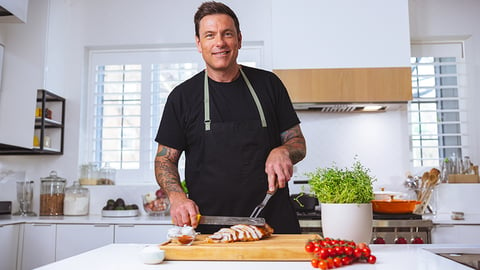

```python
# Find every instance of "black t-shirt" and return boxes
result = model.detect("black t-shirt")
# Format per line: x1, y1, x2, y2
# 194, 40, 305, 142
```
155, 65, 300, 154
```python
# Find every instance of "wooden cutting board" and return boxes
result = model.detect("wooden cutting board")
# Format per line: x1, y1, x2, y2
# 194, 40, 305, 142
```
159, 234, 320, 261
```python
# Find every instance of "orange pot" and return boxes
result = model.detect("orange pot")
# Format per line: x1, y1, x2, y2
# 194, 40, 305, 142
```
371, 199, 420, 214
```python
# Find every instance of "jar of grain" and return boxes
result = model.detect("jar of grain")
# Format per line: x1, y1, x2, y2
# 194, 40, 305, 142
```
40, 171, 66, 216
64, 181, 90, 216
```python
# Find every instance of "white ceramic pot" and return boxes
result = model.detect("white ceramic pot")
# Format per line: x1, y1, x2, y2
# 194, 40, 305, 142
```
321, 203, 373, 244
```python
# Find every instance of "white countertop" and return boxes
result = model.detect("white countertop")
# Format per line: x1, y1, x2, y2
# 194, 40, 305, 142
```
0, 214, 172, 226
34, 243, 479, 270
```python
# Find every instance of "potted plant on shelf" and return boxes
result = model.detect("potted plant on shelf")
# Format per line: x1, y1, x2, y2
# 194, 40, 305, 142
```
307, 157, 376, 243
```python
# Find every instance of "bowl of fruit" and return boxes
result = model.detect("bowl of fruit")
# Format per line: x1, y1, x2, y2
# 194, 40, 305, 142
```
102, 198, 140, 217
143, 189, 170, 216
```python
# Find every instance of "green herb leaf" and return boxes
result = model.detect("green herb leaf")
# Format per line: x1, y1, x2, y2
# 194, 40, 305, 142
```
307, 157, 375, 204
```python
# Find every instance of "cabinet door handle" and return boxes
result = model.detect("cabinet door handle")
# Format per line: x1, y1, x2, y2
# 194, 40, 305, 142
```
32, 223, 53, 227
94, 224, 112, 228
117, 224, 135, 228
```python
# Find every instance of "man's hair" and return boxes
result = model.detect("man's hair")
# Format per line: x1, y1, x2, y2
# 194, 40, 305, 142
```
194, 1, 241, 37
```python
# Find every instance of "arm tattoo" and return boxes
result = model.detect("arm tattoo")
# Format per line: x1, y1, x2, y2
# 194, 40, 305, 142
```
154, 145, 184, 194
280, 125, 306, 164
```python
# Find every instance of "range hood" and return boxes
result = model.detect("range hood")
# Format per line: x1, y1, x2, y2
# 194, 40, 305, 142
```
273, 67, 412, 112
292, 102, 406, 112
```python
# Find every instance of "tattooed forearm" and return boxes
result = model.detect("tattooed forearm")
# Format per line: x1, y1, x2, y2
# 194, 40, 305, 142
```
154, 145, 184, 194
280, 125, 306, 164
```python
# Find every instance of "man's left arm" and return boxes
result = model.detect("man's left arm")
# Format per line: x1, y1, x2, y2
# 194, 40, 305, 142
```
265, 124, 306, 192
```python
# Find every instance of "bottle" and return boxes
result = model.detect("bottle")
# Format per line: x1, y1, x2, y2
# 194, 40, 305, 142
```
64, 181, 90, 216
463, 156, 472, 174
40, 171, 66, 216
99, 162, 116, 185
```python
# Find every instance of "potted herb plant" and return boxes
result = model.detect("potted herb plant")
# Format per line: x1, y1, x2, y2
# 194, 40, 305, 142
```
307, 157, 376, 243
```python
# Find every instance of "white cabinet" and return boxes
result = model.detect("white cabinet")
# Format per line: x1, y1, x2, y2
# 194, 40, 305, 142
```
0, 224, 19, 270
114, 224, 172, 244
432, 224, 480, 244
56, 224, 114, 261
271, 0, 410, 69
20, 223, 56, 270
0, 0, 29, 23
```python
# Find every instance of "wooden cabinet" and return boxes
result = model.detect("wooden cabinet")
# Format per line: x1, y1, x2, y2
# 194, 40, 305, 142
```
20, 223, 56, 270
56, 224, 114, 261
0, 224, 19, 270
273, 67, 412, 103
114, 224, 172, 244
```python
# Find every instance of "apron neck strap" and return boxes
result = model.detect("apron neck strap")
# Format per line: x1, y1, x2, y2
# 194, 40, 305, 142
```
204, 68, 267, 131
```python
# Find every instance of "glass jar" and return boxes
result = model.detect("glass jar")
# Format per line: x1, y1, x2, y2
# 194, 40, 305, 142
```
79, 162, 100, 185
40, 171, 66, 216
98, 162, 115, 185
64, 181, 90, 216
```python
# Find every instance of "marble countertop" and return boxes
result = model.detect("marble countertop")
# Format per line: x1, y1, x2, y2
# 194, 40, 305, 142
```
34, 243, 479, 270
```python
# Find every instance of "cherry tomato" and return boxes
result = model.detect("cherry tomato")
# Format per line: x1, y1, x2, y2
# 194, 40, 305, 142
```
327, 247, 335, 257
318, 248, 329, 260
357, 242, 368, 249
305, 242, 315, 253
318, 260, 328, 270
367, 255, 377, 264
311, 258, 319, 268
353, 247, 363, 258
333, 257, 343, 267
325, 257, 334, 269
343, 246, 353, 256
341, 256, 352, 265
334, 246, 343, 256
314, 245, 322, 253
362, 247, 371, 257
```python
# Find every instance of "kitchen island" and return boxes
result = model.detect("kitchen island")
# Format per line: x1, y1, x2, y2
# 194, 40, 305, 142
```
35, 243, 479, 270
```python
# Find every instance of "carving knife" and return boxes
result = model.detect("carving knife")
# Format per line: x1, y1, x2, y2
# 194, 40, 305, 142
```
196, 214, 266, 226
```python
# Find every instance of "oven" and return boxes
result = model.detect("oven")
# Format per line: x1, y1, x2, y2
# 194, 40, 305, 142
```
297, 211, 433, 244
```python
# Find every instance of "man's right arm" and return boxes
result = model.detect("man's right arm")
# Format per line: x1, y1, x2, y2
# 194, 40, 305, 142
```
154, 144, 199, 227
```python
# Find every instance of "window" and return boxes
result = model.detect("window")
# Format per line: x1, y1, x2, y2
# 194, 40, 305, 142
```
409, 42, 467, 168
85, 44, 263, 184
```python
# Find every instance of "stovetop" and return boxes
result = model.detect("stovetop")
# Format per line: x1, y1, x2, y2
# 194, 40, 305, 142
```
296, 210, 423, 220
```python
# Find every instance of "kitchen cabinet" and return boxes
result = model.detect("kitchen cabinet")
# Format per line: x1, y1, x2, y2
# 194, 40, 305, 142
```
114, 224, 172, 244
0, 223, 19, 270
33, 89, 65, 154
0, 89, 65, 155
56, 224, 114, 261
0, 0, 29, 23
20, 223, 56, 270
273, 67, 412, 103
432, 224, 480, 244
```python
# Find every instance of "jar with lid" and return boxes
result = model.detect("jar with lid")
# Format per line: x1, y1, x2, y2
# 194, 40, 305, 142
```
40, 171, 66, 216
64, 181, 90, 216
79, 162, 100, 185
98, 162, 116, 185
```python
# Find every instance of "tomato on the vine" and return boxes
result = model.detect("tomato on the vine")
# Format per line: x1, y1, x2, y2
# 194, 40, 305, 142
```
341, 256, 352, 266
318, 260, 328, 270
343, 245, 353, 256
333, 257, 343, 267
334, 245, 344, 256
362, 247, 371, 257
318, 248, 329, 260
367, 255, 377, 264
305, 242, 315, 253
311, 258, 319, 268
353, 248, 363, 258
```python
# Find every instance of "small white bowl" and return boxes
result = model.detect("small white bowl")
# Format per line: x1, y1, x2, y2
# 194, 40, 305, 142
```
139, 245, 165, 264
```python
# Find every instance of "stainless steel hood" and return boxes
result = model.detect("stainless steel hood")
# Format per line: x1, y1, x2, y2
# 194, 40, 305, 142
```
292, 102, 406, 112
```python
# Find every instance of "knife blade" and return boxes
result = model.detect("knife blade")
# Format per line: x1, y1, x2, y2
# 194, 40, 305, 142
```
197, 215, 266, 226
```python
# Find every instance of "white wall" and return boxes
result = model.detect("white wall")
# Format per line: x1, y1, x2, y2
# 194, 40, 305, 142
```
1, 0, 480, 213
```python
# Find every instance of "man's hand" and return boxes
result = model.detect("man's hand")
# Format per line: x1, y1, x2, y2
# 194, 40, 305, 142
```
265, 125, 306, 191
169, 193, 200, 228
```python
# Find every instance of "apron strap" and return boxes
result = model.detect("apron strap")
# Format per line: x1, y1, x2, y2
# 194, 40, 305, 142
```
203, 68, 267, 131
204, 71, 211, 131
239, 68, 267, 128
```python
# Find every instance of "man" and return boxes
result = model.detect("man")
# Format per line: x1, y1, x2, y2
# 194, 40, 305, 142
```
154, 1, 306, 233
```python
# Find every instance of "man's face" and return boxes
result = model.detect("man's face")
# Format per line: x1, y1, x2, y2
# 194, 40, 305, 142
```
195, 14, 242, 73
